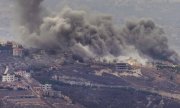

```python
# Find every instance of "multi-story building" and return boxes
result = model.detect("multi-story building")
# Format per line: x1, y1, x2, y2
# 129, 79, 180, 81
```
41, 84, 52, 91
13, 44, 24, 57
0, 42, 13, 55
2, 74, 16, 83
0, 41, 24, 57
13, 47, 23, 57
115, 63, 131, 72
15, 71, 26, 77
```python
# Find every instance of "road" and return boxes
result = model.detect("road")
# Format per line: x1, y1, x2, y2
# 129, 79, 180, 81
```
22, 77, 56, 108
59, 79, 180, 101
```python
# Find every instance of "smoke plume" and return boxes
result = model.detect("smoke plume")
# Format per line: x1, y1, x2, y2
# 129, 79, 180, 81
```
15, 0, 180, 63
16, 0, 44, 33
121, 19, 180, 63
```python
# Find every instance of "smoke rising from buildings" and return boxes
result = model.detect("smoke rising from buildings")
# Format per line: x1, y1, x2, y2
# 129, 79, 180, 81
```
15, 0, 180, 63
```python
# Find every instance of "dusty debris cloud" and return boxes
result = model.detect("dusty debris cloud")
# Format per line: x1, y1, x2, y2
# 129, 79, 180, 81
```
15, 0, 180, 63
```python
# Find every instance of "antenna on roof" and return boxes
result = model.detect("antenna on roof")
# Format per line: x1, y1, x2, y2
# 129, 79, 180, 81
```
4, 66, 9, 74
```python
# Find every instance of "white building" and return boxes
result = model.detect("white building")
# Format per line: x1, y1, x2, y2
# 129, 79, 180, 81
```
24, 73, 31, 78
41, 84, 52, 91
2, 74, 16, 83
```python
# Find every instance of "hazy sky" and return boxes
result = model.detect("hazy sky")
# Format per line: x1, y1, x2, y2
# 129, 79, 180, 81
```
40, 0, 180, 53
0, 0, 179, 53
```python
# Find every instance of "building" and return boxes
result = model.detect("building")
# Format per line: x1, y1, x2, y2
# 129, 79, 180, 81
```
13, 44, 23, 57
2, 74, 16, 83
24, 73, 31, 78
15, 71, 31, 78
15, 71, 26, 77
115, 63, 131, 72
41, 84, 52, 91
0, 42, 13, 55
0, 41, 24, 56
43, 91, 62, 97
52, 75, 58, 80
13, 47, 23, 57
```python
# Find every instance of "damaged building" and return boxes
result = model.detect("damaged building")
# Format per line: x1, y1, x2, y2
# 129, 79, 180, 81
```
115, 63, 131, 72
115, 60, 141, 73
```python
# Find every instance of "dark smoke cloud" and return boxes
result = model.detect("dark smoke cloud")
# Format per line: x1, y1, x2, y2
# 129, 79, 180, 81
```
15, 0, 180, 63
121, 19, 180, 63
16, 0, 44, 33
15, 1, 126, 57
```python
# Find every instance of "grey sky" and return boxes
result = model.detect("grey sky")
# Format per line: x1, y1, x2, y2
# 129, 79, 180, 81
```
0, 0, 179, 53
